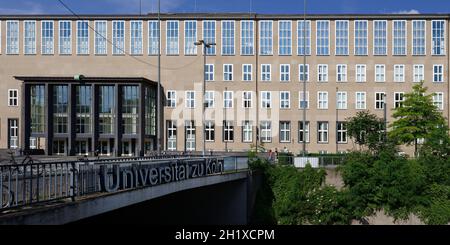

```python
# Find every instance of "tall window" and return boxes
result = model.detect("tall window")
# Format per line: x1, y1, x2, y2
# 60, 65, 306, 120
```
203, 20, 216, 55
6, 20, 19, 54
242, 121, 253, 142
317, 122, 329, 143
260, 121, 272, 143
394, 65, 405, 82
53, 85, 69, 134
261, 64, 271, 81
280, 91, 290, 109
112, 20, 125, 55
241, 20, 254, 55
393, 20, 407, 55
130, 20, 143, 55
77, 20, 89, 54
205, 64, 214, 81
167, 90, 176, 108
297, 20, 311, 55
122, 86, 139, 134
318, 64, 328, 82
356, 92, 366, 109
280, 121, 291, 143
261, 91, 272, 108
59, 21, 71, 54
356, 64, 366, 82
298, 121, 310, 143
222, 20, 235, 55
299, 91, 309, 109
8, 89, 18, 106
30, 85, 45, 133
336, 64, 347, 82
242, 64, 252, 81
318, 91, 328, 109
95, 21, 107, 55
185, 120, 195, 151
373, 20, 387, 55
432, 20, 445, 55
433, 92, 444, 110
434, 65, 444, 82
414, 64, 425, 83
185, 91, 195, 108
354, 20, 368, 55
243, 91, 252, 108
394, 92, 405, 108
205, 91, 214, 108
278, 20, 292, 55
205, 121, 215, 142
412, 20, 426, 55
375, 64, 385, 82
24, 21, 36, 55
76, 85, 91, 134
337, 91, 347, 110
259, 20, 273, 55
280, 64, 290, 82
41, 21, 54, 54
337, 122, 347, 143
223, 121, 234, 142
223, 91, 233, 108
316, 20, 329, 55
299, 64, 309, 82
8, 119, 19, 149
223, 64, 233, 81
335, 20, 349, 55
375, 92, 386, 109
184, 20, 197, 55
166, 21, 179, 55
167, 121, 177, 151
148, 20, 160, 55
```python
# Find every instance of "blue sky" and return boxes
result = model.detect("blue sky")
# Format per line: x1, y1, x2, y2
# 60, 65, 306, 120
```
0, 0, 449, 15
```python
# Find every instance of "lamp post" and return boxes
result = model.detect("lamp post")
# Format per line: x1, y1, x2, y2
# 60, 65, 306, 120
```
194, 40, 216, 156
302, 0, 307, 157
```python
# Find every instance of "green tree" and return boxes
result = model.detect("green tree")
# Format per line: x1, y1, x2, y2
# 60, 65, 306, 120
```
389, 81, 446, 157
346, 111, 385, 152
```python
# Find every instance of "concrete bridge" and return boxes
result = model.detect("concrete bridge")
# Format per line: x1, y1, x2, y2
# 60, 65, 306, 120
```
0, 156, 255, 225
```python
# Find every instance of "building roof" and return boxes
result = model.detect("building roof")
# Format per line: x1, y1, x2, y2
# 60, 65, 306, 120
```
14, 76, 157, 86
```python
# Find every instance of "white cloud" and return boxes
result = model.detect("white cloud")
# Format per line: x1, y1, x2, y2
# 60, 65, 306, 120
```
391, 9, 420, 14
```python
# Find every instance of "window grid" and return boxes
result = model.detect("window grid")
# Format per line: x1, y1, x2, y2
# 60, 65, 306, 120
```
261, 64, 271, 81
412, 20, 426, 55
242, 64, 252, 81
356, 92, 366, 109
373, 20, 387, 55
167, 121, 177, 151
95, 21, 107, 55
356, 64, 366, 82
280, 121, 291, 143
259, 21, 273, 55
77, 20, 89, 55
223, 121, 234, 142
24, 21, 36, 55
298, 121, 310, 143
203, 21, 216, 55
185, 91, 195, 108
112, 20, 125, 55
6, 20, 19, 54
242, 121, 253, 143
278, 20, 292, 55
432, 20, 445, 55
299, 91, 309, 109
393, 20, 407, 55
394, 92, 405, 108
167, 90, 176, 108
241, 20, 254, 55
280, 64, 290, 82
261, 91, 272, 108
414, 64, 424, 83
299, 64, 309, 82
221, 20, 235, 55
337, 122, 348, 143
224, 91, 233, 108
375, 92, 386, 110
280, 91, 290, 109
205, 121, 215, 142
223, 64, 233, 81
317, 122, 329, 143
337, 64, 347, 82
434, 65, 444, 82
260, 121, 272, 143
130, 20, 143, 55
337, 91, 347, 110
354, 20, 368, 55
335, 20, 349, 55
148, 21, 160, 55
394, 64, 405, 82
297, 20, 311, 55
375, 64, 385, 82
243, 91, 252, 108
316, 20, 330, 55
205, 64, 214, 81
8, 89, 18, 106
433, 92, 444, 110
166, 21, 179, 55
184, 20, 197, 55
318, 91, 328, 109
318, 64, 328, 82
41, 21, 54, 54
205, 91, 214, 108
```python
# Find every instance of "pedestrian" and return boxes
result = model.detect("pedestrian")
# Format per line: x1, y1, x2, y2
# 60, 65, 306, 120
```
274, 148, 279, 164
268, 149, 273, 162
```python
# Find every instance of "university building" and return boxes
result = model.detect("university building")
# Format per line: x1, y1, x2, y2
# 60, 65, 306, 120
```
0, 13, 448, 156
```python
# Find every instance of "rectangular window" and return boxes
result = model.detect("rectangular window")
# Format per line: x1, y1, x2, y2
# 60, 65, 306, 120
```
24, 21, 36, 55
8, 119, 19, 149
205, 91, 214, 108
41, 21, 54, 54
298, 121, 310, 143
261, 64, 271, 81
299, 64, 309, 82
167, 121, 177, 151
317, 122, 329, 143
434, 65, 444, 82
185, 120, 195, 151
356, 92, 366, 109
260, 121, 272, 143
184, 20, 197, 55
223, 121, 234, 142
8, 89, 18, 106
280, 91, 290, 109
186, 91, 195, 108
375, 92, 386, 110
414, 64, 425, 83
336, 64, 347, 82
280, 121, 291, 143
241, 20, 254, 55
203, 20, 216, 55
224, 91, 233, 108
205, 121, 215, 142
433, 92, 444, 110
375, 64, 385, 82
373, 20, 387, 55
278, 20, 292, 55
394, 64, 405, 82
335, 20, 349, 55
30, 85, 45, 133
394, 92, 405, 108
77, 20, 89, 54
112, 20, 125, 55
130, 20, 143, 55
356, 64, 366, 82
337, 91, 347, 110
223, 64, 233, 81
99, 86, 115, 134
166, 21, 179, 55
299, 91, 309, 109
337, 122, 347, 143
316, 20, 330, 55
432, 20, 445, 55
53, 85, 69, 134
76, 85, 92, 134
354, 20, 368, 55
122, 86, 139, 134
393, 20, 407, 55
243, 91, 252, 108
261, 91, 272, 108
259, 21, 273, 55
205, 64, 214, 81
318, 64, 328, 82
318, 91, 328, 109
280, 64, 290, 82
412, 20, 426, 55
6, 20, 19, 54
148, 20, 160, 55
297, 20, 311, 55
59, 21, 72, 54
222, 20, 235, 55
167, 90, 176, 108
242, 64, 252, 81
242, 121, 253, 143
95, 21, 107, 55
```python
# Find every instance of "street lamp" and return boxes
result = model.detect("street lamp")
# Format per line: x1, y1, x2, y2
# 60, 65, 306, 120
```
195, 40, 216, 156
